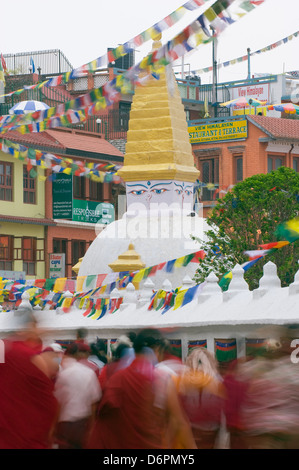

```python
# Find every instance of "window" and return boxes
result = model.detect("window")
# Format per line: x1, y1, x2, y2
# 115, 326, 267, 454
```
0, 235, 13, 271
293, 157, 299, 172
89, 179, 103, 201
199, 158, 219, 201
118, 101, 131, 131
53, 238, 67, 255
267, 155, 284, 173
23, 166, 36, 204
22, 237, 36, 275
53, 238, 68, 264
0, 162, 13, 201
234, 156, 243, 183
71, 240, 86, 269
73, 175, 85, 199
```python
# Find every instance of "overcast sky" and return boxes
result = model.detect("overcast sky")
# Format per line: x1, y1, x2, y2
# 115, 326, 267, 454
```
1, 0, 298, 84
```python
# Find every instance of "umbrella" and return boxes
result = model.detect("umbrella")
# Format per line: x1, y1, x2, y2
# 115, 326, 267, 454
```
9, 100, 50, 115
220, 97, 267, 108
267, 102, 299, 114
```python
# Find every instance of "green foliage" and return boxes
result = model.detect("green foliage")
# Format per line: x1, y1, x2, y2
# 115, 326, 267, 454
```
193, 167, 299, 290
192, 230, 237, 289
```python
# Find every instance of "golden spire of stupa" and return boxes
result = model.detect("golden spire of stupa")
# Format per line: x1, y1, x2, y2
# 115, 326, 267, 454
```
108, 243, 145, 273
117, 34, 199, 183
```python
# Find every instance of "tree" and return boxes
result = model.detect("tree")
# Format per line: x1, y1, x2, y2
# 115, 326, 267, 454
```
193, 167, 299, 290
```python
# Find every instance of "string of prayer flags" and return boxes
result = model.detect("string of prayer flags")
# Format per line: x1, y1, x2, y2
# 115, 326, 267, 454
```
0, 138, 122, 182
0, 249, 206, 315
193, 29, 298, 75
0, 0, 211, 101
0, 0, 266, 136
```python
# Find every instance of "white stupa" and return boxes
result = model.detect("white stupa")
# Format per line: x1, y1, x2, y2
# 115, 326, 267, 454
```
79, 35, 210, 288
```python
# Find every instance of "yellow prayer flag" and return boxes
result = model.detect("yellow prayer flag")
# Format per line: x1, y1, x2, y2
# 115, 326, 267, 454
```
99, 285, 107, 295
19, 126, 27, 135
204, 7, 217, 22
287, 218, 299, 235
54, 277, 67, 292
62, 167, 72, 175
27, 287, 38, 299
95, 98, 107, 110
38, 175, 47, 181
62, 297, 73, 309
174, 256, 185, 268
140, 56, 150, 70
132, 269, 145, 284
76, 276, 86, 292
173, 289, 187, 310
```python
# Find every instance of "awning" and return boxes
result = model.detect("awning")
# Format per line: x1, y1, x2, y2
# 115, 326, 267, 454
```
0, 215, 56, 226
266, 141, 293, 153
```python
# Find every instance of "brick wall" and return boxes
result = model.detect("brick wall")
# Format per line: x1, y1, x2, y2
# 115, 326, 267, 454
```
191, 120, 292, 217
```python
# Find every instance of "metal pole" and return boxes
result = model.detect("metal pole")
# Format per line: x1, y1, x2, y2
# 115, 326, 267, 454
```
247, 48, 251, 80
211, 27, 218, 118
181, 55, 185, 79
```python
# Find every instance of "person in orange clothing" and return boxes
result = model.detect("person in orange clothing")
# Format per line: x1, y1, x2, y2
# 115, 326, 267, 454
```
174, 347, 225, 449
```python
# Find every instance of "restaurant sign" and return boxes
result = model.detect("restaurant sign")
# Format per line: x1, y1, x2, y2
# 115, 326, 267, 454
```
188, 119, 247, 144
49, 253, 65, 278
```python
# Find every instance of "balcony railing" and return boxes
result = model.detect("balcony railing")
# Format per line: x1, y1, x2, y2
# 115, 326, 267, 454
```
71, 111, 130, 140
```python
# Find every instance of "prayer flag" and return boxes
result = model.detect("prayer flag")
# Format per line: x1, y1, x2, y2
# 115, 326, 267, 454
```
275, 217, 299, 243
1, 54, 8, 76
30, 57, 36, 73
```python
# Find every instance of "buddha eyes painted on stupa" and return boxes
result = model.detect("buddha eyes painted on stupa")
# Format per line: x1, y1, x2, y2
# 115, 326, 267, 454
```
126, 180, 194, 211
174, 182, 193, 197
129, 189, 147, 196
127, 181, 172, 197
151, 188, 168, 195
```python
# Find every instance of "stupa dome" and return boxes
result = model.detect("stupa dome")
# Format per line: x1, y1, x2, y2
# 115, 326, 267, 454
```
78, 212, 209, 288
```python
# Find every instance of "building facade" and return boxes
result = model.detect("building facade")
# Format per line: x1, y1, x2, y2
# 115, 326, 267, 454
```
190, 115, 299, 216
0, 127, 123, 280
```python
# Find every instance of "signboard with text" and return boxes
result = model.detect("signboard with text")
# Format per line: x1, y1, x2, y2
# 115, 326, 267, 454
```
52, 174, 73, 219
49, 253, 66, 278
72, 200, 115, 225
231, 83, 269, 103
231, 83, 269, 116
188, 119, 247, 144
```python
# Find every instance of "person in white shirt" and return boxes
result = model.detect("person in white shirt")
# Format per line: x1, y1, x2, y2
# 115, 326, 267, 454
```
54, 342, 102, 449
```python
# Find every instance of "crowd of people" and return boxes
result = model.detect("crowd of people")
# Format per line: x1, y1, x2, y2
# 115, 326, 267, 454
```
0, 317, 299, 450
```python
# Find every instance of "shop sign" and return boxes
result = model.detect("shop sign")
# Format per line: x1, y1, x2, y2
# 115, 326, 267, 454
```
52, 174, 73, 219
72, 200, 115, 225
231, 84, 269, 116
231, 83, 269, 103
188, 119, 247, 144
49, 253, 65, 278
